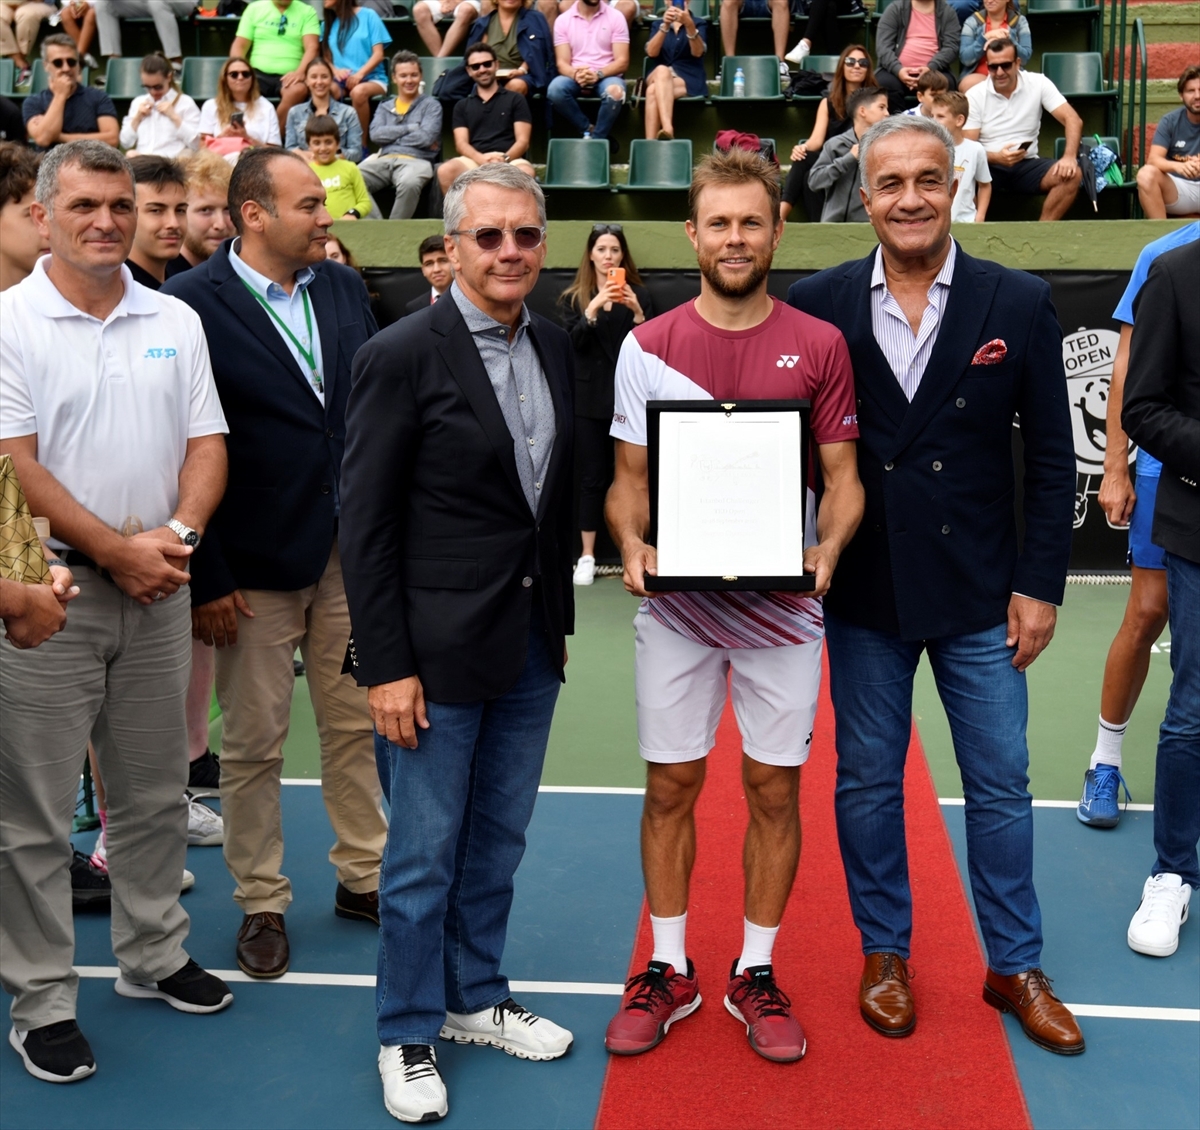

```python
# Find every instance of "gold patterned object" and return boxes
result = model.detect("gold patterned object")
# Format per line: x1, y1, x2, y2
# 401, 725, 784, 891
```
0, 454, 50, 585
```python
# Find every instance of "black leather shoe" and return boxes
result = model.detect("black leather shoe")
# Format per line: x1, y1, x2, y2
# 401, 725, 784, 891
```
334, 883, 380, 925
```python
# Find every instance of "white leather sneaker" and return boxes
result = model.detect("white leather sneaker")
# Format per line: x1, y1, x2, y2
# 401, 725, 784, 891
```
186, 795, 224, 846
379, 1044, 448, 1123
1128, 873, 1191, 957
572, 555, 595, 586
784, 39, 811, 65
441, 997, 573, 1060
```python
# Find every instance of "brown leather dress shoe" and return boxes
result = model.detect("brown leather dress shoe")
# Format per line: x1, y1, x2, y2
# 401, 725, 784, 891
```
334, 883, 380, 925
859, 952, 916, 1037
983, 968, 1085, 1055
236, 912, 289, 979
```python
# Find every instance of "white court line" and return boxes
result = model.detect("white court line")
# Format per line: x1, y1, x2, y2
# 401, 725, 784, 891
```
280, 779, 645, 795
74, 967, 1195, 1017
937, 798, 1154, 811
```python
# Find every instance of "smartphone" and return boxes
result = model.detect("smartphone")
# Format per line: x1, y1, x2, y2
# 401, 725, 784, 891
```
230, 111, 245, 128
1015, 140, 1032, 152
608, 267, 625, 290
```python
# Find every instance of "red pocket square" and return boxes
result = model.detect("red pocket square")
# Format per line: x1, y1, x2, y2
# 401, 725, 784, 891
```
972, 339, 1008, 366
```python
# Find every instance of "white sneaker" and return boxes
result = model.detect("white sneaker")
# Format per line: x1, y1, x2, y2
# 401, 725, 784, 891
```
784, 39, 810, 65
1128, 874, 1191, 957
181, 869, 195, 892
379, 1044, 448, 1123
186, 794, 224, 846
440, 997, 573, 1061
92, 830, 196, 890
573, 555, 595, 586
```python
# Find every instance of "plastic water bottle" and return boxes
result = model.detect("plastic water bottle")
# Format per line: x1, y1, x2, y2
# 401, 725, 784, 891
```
733, 67, 746, 98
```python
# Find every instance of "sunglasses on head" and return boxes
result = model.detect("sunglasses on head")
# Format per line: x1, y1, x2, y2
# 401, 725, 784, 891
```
49, 56, 80, 69
987, 59, 1015, 72
466, 59, 496, 71
592, 223, 623, 235
451, 226, 545, 251
843, 57, 869, 67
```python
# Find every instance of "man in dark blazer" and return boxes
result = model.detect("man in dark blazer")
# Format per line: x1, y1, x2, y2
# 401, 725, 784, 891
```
788, 115, 1084, 1054
339, 164, 575, 1123
162, 148, 387, 982
1120, 241, 1200, 960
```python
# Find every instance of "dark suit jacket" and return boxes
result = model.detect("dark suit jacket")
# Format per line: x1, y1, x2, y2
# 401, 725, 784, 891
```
1122, 242, 1200, 565
787, 244, 1075, 640
404, 290, 438, 317
162, 242, 378, 605
339, 293, 575, 703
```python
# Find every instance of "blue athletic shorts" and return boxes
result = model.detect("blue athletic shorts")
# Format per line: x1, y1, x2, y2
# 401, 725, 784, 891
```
1128, 472, 1166, 570
741, 0, 771, 16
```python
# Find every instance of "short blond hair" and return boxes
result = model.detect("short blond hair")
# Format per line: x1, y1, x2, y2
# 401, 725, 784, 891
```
180, 147, 232, 198
689, 148, 781, 226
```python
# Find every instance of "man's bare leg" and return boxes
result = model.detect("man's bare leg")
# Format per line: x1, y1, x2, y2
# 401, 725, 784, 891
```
743, 756, 801, 928
642, 759, 707, 919
1100, 566, 1170, 727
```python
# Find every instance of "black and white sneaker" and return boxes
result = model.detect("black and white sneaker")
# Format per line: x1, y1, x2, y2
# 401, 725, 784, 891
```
9, 1021, 96, 1083
187, 749, 221, 798
114, 959, 233, 1014
379, 1043, 448, 1123
70, 850, 111, 911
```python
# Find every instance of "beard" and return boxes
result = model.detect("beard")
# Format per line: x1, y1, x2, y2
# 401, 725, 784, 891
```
697, 244, 772, 298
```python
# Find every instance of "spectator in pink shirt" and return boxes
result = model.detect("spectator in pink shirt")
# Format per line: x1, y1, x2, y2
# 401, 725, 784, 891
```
875, 0, 960, 113
548, 0, 629, 148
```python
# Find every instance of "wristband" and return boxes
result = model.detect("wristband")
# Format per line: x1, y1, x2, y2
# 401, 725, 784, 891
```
45, 558, 66, 569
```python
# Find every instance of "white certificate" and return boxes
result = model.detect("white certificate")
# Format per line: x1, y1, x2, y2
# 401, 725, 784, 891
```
651, 405, 808, 588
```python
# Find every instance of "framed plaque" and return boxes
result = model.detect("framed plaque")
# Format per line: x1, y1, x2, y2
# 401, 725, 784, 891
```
645, 399, 813, 592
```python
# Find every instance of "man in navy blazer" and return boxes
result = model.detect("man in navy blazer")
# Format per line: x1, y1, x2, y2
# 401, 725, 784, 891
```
162, 149, 387, 982
788, 116, 1084, 1054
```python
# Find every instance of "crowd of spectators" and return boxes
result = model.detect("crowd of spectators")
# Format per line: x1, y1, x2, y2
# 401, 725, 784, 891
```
3, 2, 1198, 229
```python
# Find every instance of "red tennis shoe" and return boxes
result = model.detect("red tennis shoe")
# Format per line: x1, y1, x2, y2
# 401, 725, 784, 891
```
605, 960, 701, 1055
724, 962, 807, 1063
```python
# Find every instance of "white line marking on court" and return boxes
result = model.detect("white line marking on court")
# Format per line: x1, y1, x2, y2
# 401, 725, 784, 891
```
74, 967, 624, 994
280, 779, 646, 795
1063, 1004, 1199, 1023
938, 797, 1154, 811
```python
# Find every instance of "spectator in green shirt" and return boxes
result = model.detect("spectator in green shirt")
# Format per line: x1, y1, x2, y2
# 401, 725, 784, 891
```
231, 0, 322, 136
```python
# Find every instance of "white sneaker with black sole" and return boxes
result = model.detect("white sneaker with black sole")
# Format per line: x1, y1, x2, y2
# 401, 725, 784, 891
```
1128, 873, 1192, 957
440, 997, 573, 1060
114, 958, 233, 1013
186, 794, 224, 846
379, 1043, 448, 1123
572, 555, 595, 586
9, 1021, 96, 1083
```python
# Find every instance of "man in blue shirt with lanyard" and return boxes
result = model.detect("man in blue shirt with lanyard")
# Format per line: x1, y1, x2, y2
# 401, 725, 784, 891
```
163, 148, 387, 981
1076, 221, 1199, 829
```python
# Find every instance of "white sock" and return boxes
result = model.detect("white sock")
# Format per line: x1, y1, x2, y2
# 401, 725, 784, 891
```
1090, 715, 1126, 770
649, 912, 687, 973
736, 919, 779, 975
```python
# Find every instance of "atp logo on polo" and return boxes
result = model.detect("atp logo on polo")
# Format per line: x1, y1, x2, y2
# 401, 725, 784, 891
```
143, 348, 177, 359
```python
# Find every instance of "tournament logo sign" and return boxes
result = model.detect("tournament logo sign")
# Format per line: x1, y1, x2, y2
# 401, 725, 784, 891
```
1062, 327, 1130, 530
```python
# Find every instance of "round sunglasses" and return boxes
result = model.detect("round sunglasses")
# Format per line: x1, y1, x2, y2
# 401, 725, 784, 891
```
450, 226, 545, 251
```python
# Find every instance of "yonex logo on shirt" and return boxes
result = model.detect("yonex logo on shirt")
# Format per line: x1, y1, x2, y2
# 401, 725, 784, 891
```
777, 355, 800, 368
143, 348, 178, 359
842, 414, 857, 426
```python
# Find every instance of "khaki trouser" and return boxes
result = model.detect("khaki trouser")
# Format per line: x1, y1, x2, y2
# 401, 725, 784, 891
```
215, 543, 385, 914
0, 3, 55, 58
0, 570, 192, 1029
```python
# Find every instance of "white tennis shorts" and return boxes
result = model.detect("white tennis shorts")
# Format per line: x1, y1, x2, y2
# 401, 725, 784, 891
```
633, 609, 823, 767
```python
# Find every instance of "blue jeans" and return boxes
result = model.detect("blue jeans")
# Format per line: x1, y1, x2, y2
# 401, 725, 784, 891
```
1152, 552, 1200, 887
825, 613, 1043, 975
546, 74, 626, 139
374, 615, 561, 1046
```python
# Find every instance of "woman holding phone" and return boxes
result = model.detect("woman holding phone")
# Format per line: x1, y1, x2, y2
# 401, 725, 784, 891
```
642, 0, 707, 141
199, 58, 281, 157
557, 224, 653, 585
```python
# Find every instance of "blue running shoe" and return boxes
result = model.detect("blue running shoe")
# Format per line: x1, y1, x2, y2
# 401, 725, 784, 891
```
1077, 764, 1131, 828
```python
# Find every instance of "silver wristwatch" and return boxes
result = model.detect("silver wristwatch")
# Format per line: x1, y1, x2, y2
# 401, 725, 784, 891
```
167, 518, 200, 547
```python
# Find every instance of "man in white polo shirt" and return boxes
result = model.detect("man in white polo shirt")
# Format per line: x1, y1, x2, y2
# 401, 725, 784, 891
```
0, 141, 232, 1087
964, 37, 1084, 221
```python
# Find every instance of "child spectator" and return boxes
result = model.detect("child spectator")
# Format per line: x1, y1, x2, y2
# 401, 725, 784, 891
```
904, 68, 949, 117
306, 113, 374, 220
808, 85, 889, 222
932, 89, 990, 221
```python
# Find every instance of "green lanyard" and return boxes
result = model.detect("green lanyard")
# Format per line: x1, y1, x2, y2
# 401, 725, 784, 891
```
240, 278, 323, 393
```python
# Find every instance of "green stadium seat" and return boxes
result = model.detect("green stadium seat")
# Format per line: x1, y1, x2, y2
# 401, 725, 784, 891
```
713, 56, 782, 100
1039, 52, 1112, 96
1027, 0, 1099, 11
541, 138, 611, 189
419, 56, 463, 92
654, 0, 711, 18
104, 57, 145, 99
30, 60, 91, 94
801, 55, 840, 74
872, 0, 899, 16
0, 58, 14, 97
623, 139, 694, 190
182, 57, 226, 102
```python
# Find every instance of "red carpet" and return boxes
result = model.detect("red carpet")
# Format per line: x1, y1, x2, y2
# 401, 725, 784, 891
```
595, 670, 1031, 1130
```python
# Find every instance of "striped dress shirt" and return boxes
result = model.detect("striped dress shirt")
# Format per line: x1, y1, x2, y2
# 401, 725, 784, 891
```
870, 241, 958, 401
